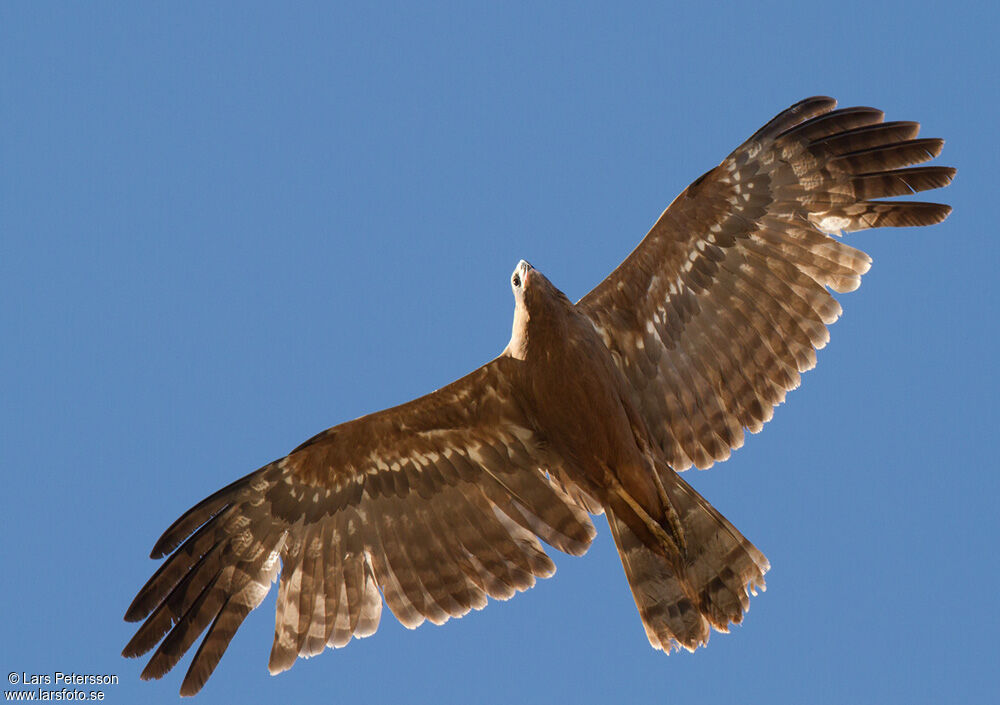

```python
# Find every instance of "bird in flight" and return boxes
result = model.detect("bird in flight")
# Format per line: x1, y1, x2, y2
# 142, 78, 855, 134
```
124, 97, 953, 695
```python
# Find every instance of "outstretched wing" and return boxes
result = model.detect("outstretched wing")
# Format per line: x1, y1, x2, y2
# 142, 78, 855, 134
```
123, 356, 596, 695
578, 97, 953, 471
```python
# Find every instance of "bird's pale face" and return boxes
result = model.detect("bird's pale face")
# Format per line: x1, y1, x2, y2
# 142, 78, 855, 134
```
510, 259, 534, 301
507, 259, 536, 360
511, 259, 575, 326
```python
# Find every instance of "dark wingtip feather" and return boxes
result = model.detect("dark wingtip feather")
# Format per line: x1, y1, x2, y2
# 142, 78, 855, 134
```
179, 597, 255, 697
751, 96, 837, 141
851, 201, 953, 230
814, 121, 922, 155
834, 138, 944, 174
125, 553, 186, 623
138, 573, 224, 682
151, 502, 226, 561
150, 465, 271, 558
929, 204, 953, 224
778, 106, 885, 142
852, 166, 956, 199
886, 202, 952, 226
126, 520, 227, 623
151, 497, 227, 560
122, 604, 173, 657
123, 600, 146, 624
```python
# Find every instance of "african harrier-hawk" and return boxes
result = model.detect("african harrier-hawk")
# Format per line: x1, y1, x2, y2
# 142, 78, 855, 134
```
124, 97, 953, 695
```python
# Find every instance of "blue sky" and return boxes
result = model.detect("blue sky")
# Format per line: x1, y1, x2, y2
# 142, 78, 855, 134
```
2, 2, 996, 704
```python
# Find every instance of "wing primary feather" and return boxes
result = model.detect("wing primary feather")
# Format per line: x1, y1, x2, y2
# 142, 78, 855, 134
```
127, 98, 953, 695
748, 96, 837, 141
150, 467, 267, 559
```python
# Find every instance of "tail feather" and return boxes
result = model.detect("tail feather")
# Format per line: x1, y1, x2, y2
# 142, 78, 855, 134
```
608, 510, 709, 651
610, 469, 768, 652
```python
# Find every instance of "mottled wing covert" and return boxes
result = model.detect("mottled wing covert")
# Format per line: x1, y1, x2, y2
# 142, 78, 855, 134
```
123, 356, 595, 695
578, 97, 953, 470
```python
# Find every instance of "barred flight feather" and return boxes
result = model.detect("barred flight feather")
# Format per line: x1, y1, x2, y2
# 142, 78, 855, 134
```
126, 97, 951, 695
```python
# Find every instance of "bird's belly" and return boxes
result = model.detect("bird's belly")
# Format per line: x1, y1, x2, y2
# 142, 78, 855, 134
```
529, 347, 643, 475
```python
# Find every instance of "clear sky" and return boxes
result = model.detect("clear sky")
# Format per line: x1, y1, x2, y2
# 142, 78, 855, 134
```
2, 2, 996, 704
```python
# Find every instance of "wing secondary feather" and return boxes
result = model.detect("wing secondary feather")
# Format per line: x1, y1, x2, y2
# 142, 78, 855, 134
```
124, 357, 596, 695
578, 97, 953, 470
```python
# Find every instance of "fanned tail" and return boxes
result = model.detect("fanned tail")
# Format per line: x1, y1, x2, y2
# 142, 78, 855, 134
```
609, 468, 768, 652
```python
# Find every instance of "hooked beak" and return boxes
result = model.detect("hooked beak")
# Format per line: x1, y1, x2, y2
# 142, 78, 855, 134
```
517, 259, 533, 286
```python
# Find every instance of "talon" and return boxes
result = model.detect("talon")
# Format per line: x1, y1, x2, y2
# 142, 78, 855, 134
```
651, 468, 687, 556
601, 464, 682, 558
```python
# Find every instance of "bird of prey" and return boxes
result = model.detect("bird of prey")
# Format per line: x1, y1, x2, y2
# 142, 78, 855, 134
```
124, 97, 953, 695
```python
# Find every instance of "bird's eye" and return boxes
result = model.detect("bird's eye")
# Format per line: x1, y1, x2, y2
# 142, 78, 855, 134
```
513, 274, 521, 287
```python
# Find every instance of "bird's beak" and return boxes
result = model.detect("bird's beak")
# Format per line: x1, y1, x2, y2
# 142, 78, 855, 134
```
518, 260, 534, 286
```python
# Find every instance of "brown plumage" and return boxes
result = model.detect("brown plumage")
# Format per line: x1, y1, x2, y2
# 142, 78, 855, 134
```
124, 97, 953, 695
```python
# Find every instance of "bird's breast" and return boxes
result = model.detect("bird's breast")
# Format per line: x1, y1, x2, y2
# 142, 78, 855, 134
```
521, 316, 642, 475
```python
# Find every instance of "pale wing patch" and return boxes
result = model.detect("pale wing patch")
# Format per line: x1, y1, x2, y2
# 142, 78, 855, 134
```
124, 358, 596, 695
579, 97, 952, 471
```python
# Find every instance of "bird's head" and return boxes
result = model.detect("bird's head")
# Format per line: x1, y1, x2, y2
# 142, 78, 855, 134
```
506, 259, 574, 359
510, 259, 534, 299
511, 258, 571, 309
510, 259, 560, 310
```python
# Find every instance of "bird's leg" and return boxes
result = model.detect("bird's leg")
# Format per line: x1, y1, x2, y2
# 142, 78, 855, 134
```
622, 409, 688, 556
600, 463, 682, 559
649, 467, 687, 557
